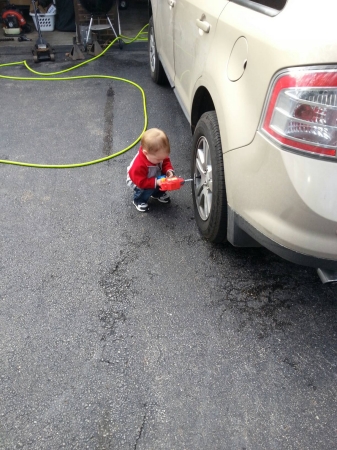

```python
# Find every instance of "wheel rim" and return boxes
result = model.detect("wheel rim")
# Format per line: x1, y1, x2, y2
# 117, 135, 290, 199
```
194, 136, 213, 221
149, 28, 156, 73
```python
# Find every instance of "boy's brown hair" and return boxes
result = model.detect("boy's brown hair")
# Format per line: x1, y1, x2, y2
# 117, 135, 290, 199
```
141, 128, 170, 155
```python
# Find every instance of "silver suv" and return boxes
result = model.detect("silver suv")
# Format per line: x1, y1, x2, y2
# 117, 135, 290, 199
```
148, 0, 337, 282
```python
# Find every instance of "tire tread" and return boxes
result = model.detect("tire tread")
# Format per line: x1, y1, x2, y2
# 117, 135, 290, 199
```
148, 17, 167, 85
192, 111, 227, 243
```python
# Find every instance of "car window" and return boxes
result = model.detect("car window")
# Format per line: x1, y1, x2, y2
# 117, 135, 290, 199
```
250, 0, 287, 9
230, 0, 287, 15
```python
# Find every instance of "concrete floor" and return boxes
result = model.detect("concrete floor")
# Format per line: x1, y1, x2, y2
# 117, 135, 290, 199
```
0, 0, 148, 50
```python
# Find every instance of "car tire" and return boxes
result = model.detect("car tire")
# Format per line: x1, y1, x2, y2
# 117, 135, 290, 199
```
191, 111, 228, 243
148, 16, 167, 85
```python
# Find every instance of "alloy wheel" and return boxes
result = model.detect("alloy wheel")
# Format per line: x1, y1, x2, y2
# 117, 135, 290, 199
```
194, 136, 213, 221
149, 29, 156, 73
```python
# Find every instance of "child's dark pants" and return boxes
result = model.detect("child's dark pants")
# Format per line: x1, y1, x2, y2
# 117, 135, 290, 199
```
133, 186, 163, 204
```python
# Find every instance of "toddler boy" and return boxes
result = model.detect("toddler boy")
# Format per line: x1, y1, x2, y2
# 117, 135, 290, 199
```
126, 128, 175, 212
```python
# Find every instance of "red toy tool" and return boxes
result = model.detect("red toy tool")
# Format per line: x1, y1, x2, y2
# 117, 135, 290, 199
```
158, 176, 193, 191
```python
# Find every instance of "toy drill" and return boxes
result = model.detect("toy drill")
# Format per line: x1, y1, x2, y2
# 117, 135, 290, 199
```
158, 176, 193, 191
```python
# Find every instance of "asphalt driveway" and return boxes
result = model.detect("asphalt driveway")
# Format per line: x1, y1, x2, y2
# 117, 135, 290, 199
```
1, 43, 337, 450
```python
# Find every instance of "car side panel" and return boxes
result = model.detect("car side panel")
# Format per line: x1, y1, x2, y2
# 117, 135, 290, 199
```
151, 0, 175, 85
173, 1, 228, 115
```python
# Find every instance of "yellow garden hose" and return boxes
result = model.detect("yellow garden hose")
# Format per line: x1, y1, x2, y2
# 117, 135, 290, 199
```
0, 25, 149, 168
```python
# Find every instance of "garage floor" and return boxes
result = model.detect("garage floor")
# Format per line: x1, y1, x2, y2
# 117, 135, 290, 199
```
0, 0, 148, 50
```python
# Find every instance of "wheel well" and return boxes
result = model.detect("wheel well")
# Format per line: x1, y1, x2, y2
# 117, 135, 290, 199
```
191, 87, 215, 134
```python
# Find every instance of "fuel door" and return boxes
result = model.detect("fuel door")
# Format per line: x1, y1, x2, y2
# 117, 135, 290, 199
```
227, 36, 248, 82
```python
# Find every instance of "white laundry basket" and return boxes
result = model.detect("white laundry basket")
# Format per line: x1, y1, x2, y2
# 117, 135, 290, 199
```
30, 11, 56, 32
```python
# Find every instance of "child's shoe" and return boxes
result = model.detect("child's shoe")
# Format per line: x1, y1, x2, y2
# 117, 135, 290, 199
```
133, 201, 149, 212
151, 192, 171, 204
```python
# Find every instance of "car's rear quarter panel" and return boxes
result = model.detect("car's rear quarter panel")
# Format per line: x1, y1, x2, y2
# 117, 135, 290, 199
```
203, 0, 337, 153
212, 0, 337, 259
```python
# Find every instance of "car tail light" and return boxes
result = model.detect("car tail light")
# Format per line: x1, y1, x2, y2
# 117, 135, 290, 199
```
261, 68, 337, 158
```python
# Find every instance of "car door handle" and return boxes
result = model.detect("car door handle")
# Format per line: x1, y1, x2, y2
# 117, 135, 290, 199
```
167, 0, 175, 7
196, 18, 210, 33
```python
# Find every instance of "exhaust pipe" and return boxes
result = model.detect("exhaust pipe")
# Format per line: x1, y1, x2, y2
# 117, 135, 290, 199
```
317, 268, 337, 284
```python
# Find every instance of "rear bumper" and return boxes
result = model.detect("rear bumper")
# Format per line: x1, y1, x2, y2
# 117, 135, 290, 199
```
228, 206, 337, 270
224, 132, 337, 266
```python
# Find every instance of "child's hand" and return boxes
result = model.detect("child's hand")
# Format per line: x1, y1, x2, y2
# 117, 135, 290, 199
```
166, 170, 174, 178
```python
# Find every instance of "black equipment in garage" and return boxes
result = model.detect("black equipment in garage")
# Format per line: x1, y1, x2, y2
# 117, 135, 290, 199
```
31, 0, 54, 62
78, 0, 122, 48
55, 0, 75, 32
79, 0, 116, 14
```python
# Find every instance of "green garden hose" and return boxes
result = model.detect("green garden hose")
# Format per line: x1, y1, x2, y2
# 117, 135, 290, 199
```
0, 25, 149, 169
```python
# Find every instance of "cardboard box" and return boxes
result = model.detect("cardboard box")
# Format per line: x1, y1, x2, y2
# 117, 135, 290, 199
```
29, 1, 50, 14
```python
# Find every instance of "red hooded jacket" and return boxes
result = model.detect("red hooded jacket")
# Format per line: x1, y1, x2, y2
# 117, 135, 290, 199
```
126, 147, 174, 190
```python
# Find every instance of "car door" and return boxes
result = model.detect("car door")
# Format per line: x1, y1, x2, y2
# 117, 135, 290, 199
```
154, 0, 176, 86
173, 0, 229, 119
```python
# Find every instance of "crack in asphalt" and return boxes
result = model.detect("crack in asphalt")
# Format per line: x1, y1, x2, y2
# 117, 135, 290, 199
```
134, 409, 147, 450
97, 235, 151, 363
98, 251, 133, 365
